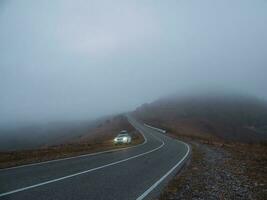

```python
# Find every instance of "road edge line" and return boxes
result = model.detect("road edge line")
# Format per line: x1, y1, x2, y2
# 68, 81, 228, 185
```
136, 125, 191, 200
0, 121, 162, 198
0, 122, 147, 171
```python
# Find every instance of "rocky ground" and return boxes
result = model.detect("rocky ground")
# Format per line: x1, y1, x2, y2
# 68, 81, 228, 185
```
159, 141, 267, 200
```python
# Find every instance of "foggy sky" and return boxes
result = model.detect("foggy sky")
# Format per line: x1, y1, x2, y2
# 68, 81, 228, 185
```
1, 0, 267, 126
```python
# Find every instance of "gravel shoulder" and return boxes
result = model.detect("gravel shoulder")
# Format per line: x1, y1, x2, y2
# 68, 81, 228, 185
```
158, 139, 267, 200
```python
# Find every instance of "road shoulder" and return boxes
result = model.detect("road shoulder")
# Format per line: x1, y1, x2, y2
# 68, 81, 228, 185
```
158, 140, 267, 200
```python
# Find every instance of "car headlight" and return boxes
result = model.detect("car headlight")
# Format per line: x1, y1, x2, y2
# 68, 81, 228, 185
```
114, 138, 118, 142
123, 137, 127, 141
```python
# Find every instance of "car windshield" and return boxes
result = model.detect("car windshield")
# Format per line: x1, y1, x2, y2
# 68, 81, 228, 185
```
120, 130, 127, 133
118, 134, 128, 137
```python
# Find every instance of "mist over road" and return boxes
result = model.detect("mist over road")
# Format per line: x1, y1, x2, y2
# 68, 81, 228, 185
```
0, 117, 190, 200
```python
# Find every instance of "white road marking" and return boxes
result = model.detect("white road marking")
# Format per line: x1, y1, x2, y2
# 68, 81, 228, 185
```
0, 120, 190, 200
0, 127, 163, 197
0, 125, 147, 172
136, 125, 190, 200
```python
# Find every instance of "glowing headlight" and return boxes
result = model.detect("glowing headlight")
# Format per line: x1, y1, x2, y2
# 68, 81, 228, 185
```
123, 137, 127, 141
114, 138, 118, 142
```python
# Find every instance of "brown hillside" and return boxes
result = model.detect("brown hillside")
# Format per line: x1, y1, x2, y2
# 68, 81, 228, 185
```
134, 94, 267, 143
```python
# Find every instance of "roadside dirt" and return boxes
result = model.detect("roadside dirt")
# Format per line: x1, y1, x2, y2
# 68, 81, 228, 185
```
158, 140, 267, 200
0, 116, 144, 169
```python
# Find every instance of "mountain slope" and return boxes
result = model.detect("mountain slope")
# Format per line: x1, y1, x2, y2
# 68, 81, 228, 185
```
134, 93, 267, 143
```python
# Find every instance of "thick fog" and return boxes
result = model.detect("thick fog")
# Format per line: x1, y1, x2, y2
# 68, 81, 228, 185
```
1, 0, 267, 126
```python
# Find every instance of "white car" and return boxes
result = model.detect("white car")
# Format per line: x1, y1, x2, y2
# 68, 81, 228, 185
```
113, 131, 132, 144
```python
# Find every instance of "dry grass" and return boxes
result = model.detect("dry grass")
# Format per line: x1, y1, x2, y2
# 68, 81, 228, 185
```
0, 116, 144, 169
158, 135, 267, 200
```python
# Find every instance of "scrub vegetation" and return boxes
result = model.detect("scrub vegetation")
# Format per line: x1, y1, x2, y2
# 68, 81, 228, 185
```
133, 94, 267, 199
134, 93, 267, 144
0, 115, 144, 169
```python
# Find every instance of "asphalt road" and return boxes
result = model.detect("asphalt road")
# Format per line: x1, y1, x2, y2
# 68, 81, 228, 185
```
0, 117, 190, 200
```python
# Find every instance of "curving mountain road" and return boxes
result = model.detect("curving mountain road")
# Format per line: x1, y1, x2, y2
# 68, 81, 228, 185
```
0, 116, 190, 200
